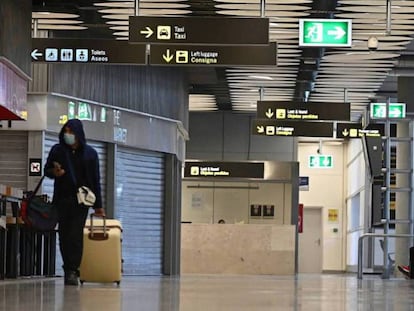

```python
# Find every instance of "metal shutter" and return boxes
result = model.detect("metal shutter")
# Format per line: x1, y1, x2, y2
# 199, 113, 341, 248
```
43, 133, 107, 276
42, 134, 57, 198
115, 147, 164, 275
87, 140, 107, 209
0, 131, 28, 189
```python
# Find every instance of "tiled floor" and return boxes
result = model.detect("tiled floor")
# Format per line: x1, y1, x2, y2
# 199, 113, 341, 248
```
0, 274, 413, 311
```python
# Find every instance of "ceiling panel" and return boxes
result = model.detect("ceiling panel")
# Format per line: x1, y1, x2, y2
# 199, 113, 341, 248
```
31, 0, 414, 123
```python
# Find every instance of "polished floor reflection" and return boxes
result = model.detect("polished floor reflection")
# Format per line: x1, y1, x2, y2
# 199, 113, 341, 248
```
1, 274, 414, 311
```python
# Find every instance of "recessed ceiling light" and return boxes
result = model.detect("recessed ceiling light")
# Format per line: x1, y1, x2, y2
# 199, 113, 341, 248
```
34, 19, 83, 25
32, 12, 80, 19
248, 75, 273, 80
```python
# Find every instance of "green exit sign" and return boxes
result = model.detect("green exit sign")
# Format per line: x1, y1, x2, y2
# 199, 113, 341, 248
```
370, 103, 406, 119
299, 19, 352, 47
309, 155, 333, 168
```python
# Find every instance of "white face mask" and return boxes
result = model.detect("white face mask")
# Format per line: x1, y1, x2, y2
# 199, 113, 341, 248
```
63, 133, 76, 145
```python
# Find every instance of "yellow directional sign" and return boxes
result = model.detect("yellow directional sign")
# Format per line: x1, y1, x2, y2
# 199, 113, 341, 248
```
129, 16, 269, 45
336, 123, 384, 139
184, 161, 265, 179
252, 119, 334, 137
140, 26, 153, 38
150, 44, 277, 66
162, 49, 174, 63
265, 109, 274, 118
257, 101, 350, 121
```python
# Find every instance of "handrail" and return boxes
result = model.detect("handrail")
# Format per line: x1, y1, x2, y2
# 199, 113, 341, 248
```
357, 233, 414, 279
0, 195, 22, 202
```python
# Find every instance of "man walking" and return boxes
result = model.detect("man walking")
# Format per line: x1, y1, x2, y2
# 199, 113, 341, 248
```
44, 119, 105, 285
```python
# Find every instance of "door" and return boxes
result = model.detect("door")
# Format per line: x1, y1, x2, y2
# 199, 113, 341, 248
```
298, 206, 322, 273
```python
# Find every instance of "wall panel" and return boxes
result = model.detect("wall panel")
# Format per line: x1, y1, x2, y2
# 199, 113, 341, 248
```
48, 64, 188, 127
0, 0, 31, 76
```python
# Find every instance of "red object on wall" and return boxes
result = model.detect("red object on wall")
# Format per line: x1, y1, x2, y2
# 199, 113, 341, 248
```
0, 59, 28, 121
298, 203, 304, 233
0, 105, 23, 120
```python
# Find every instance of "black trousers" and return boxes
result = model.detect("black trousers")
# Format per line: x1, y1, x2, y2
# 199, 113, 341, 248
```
57, 197, 89, 274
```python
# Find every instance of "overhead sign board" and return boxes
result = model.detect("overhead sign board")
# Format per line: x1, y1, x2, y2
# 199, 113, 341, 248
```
299, 19, 352, 47
257, 101, 350, 121
370, 102, 406, 119
31, 38, 147, 65
309, 155, 333, 168
252, 119, 334, 137
184, 161, 264, 179
129, 16, 269, 45
149, 43, 277, 66
336, 123, 384, 139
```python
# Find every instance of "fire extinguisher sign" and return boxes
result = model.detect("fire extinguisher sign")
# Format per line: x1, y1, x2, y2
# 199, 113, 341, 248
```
29, 158, 42, 176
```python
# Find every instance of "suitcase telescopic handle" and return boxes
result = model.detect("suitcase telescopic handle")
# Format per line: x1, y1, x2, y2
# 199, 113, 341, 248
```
89, 213, 107, 240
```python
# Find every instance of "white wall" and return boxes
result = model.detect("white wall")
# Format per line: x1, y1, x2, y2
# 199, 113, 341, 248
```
298, 141, 346, 271
344, 138, 391, 270
345, 139, 367, 267
299, 139, 390, 272
182, 180, 291, 225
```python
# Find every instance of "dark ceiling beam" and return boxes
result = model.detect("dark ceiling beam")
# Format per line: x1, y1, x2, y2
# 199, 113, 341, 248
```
309, 0, 338, 17
187, 0, 217, 16
32, 0, 114, 38
186, 0, 232, 109
293, 0, 338, 102
214, 68, 232, 110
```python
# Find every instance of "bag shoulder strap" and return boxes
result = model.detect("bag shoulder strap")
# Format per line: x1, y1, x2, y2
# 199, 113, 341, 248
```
31, 176, 45, 197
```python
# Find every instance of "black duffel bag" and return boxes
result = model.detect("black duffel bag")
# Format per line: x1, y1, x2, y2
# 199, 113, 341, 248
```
21, 176, 57, 231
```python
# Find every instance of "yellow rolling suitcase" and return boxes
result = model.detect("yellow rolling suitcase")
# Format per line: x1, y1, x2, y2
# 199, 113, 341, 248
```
80, 214, 122, 285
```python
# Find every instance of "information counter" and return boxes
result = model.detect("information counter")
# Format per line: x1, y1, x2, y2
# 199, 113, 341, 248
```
181, 224, 295, 275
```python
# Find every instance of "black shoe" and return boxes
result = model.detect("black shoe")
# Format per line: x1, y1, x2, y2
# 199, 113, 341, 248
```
64, 270, 79, 286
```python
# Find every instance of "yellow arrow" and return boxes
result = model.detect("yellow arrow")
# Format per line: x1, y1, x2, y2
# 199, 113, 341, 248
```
265, 108, 274, 119
342, 129, 349, 137
140, 26, 153, 38
257, 125, 264, 133
163, 49, 174, 63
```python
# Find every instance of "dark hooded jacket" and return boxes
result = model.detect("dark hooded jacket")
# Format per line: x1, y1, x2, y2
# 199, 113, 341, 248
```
44, 119, 102, 209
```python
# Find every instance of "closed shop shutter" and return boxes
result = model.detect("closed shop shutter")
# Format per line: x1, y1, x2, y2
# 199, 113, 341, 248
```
43, 133, 107, 275
115, 147, 164, 275
42, 134, 57, 198
0, 131, 28, 189
87, 140, 107, 209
